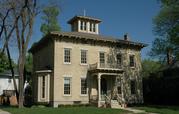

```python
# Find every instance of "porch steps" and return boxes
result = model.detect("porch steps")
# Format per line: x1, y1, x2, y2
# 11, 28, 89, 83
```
110, 100, 123, 109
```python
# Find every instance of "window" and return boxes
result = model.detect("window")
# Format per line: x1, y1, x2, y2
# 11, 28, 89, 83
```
80, 21, 86, 31
64, 48, 71, 63
81, 50, 87, 64
64, 77, 71, 95
42, 76, 45, 98
117, 54, 122, 66
81, 78, 87, 95
90, 23, 96, 32
92, 23, 96, 32
99, 52, 105, 67
129, 55, 135, 67
130, 80, 136, 94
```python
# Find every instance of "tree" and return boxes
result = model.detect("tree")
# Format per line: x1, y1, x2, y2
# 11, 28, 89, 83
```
12, 0, 37, 108
142, 59, 163, 78
150, 0, 179, 62
0, 50, 10, 73
40, 5, 61, 36
0, 0, 38, 108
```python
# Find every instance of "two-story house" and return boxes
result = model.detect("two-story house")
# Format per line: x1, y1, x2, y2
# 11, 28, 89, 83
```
29, 16, 146, 108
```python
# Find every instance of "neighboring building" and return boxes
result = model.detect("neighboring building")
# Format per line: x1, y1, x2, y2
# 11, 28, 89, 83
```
0, 69, 19, 96
29, 15, 147, 108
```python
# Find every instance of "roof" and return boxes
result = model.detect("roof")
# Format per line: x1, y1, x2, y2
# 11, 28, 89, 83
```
68, 15, 102, 24
0, 68, 19, 78
29, 31, 147, 53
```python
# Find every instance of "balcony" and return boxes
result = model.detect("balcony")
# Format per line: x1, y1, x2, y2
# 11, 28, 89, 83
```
89, 62, 123, 73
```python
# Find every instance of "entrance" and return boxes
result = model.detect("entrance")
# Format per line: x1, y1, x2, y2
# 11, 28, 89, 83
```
101, 77, 107, 95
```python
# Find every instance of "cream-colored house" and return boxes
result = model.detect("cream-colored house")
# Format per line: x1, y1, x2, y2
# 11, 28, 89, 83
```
29, 16, 146, 108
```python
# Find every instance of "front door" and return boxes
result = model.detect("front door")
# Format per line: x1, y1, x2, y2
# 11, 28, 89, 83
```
101, 77, 107, 95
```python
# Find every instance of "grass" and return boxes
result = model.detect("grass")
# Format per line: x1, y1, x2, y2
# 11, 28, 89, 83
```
1, 106, 130, 114
134, 105, 179, 114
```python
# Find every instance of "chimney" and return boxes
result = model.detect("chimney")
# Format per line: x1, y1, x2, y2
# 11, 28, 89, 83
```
124, 33, 129, 41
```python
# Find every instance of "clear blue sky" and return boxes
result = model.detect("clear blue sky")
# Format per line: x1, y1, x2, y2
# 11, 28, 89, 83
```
11, 0, 161, 62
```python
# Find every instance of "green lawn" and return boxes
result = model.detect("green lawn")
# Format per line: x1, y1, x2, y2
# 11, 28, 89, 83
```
1, 106, 130, 114
134, 105, 179, 114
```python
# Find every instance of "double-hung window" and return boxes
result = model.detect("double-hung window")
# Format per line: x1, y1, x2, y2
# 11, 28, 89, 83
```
81, 78, 87, 95
129, 55, 135, 67
64, 48, 71, 64
64, 77, 71, 95
81, 50, 87, 64
99, 52, 105, 67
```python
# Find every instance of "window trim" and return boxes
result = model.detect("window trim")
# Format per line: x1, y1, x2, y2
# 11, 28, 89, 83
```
63, 48, 71, 64
63, 77, 72, 96
80, 49, 88, 65
129, 54, 135, 67
80, 77, 87, 96
99, 51, 105, 67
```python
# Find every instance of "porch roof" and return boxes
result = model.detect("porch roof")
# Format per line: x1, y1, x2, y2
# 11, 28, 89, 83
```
88, 68, 124, 74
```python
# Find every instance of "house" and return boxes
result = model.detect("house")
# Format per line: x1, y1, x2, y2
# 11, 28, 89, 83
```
0, 69, 19, 105
0, 69, 19, 96
29, 15, 147, 108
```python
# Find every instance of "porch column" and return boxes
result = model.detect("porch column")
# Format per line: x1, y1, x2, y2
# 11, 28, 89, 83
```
98, 73, 101, 107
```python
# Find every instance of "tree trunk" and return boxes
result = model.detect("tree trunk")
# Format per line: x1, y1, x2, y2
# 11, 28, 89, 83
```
18, 54, 25, 108
6, 45, 19, 101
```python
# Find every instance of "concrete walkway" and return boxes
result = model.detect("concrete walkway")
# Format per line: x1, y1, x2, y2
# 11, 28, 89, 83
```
0, 109, 10, 114
122, 107, 159, 114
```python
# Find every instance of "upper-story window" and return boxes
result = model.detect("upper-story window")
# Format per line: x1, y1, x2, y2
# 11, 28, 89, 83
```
80, 21, 87, 31
90, 23, 96, 32
129, 55, 135, 67
64, 48, 71, 64
117, 54, 122, 66
81, 50, 87, 64
99, 52, 105, 67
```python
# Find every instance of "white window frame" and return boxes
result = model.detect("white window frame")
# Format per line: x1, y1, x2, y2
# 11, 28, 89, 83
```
63, 76, 72, 96
80, 49, 88, 65
80, 77, 87, 96
99, 51, 105, 67
63, 48, 71, 64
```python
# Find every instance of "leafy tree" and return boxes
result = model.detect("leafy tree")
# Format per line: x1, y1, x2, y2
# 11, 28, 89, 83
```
0, 50, 9, 73
142, 59, 163, 78
150, 0, 179, 62
40, 5, 61, 36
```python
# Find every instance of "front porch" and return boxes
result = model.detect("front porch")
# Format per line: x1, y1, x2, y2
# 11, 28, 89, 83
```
88, 62, 125, 108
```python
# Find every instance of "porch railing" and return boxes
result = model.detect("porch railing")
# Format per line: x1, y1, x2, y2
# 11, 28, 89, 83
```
89, 62, 122, 70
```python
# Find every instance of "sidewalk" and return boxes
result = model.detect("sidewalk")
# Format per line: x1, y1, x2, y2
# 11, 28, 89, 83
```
122, 107, 159, 114
0, 109, 10, 114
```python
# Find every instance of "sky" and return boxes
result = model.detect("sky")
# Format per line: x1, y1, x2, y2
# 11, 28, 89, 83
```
10, 0, 161, 62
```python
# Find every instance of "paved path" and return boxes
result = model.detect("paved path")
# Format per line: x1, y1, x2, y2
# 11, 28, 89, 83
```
0, 109, 10, 114
121, 107, 159, 114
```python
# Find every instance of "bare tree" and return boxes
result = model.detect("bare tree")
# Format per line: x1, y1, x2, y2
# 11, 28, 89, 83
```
12, 0, 37, 108
0, 0, 37, 108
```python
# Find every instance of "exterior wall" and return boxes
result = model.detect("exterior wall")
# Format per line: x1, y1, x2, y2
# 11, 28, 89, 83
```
121, 48, 143, 104
0, 77, 19, 95
32, 40, 54, 104
52, 37, 143, 107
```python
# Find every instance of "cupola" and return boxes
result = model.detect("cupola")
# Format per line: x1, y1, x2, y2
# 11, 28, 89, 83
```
67, 16, 101, 34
